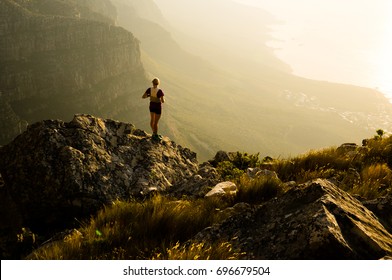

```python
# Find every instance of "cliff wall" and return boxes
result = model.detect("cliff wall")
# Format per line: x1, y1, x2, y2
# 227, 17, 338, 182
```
0, 0, 147, 145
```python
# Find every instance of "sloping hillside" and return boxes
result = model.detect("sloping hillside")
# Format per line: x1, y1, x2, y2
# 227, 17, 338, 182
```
122, 0, 392, 161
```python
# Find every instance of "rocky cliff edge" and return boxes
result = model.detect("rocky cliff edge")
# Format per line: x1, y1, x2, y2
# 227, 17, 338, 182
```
0, 114, 199, 230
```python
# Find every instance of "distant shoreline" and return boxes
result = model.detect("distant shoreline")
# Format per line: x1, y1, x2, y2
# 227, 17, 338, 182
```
235, 0, 392, 104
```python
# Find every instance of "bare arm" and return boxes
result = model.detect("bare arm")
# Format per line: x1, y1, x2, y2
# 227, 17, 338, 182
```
160, 96, 165, 103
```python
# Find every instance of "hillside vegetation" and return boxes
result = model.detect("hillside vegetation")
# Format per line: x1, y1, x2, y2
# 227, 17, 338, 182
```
26, 130, 392, 260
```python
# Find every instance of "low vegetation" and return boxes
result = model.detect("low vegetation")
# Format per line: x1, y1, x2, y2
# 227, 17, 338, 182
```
271, 130, 392, 199
25, 131, 392, 259
30, 196, 241, 260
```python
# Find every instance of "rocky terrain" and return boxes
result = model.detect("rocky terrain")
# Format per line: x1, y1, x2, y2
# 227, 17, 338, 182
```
0, 114, 199, 231
193, 179, 392, 259
1, 0, 392, 261
0, 114, 391, 259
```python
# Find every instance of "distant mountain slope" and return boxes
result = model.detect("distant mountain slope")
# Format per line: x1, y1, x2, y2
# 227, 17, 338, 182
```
1, 0, 391, 162
112, 0, 247, 157
0, 0, 148, 145
113, 0, 392, 161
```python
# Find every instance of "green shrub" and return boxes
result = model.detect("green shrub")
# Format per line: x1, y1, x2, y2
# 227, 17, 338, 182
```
216, 152, 261, 180
231, 152, 260, 170
217, 161, 244, 180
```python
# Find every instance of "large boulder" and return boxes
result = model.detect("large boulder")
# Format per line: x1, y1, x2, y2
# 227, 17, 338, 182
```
0, 114, 198, 230
192, 179, 392, 259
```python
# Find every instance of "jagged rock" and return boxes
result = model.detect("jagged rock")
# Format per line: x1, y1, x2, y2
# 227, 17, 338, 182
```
0, 114, 198, 230
283, 181, 297, 189
337, 143, 358, 151
337, 143, 359, 157
192, 179, 392, 259
215, 202, 252, 223
205, 181, 237, 198
246, 168, 279, 180
209, 151, 235, 166
363, 194, 392, 233
168, 162, 221, 198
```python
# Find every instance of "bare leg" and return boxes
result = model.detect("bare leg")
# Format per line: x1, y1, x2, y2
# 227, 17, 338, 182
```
153, 113, 161, 134
150, 112, 155, 133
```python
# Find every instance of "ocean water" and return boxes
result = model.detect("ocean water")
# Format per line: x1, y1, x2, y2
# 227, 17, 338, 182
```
234, 0, 392, 102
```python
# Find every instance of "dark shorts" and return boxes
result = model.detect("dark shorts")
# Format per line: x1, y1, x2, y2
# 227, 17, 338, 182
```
149, 102, 162, 115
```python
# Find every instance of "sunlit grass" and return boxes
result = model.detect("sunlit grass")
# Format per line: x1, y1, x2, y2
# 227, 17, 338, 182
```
153, 241, 245, 260
29, 195, 231, 260
269, 134, 392, 199
351, 163, 392, 199
28, 133, 392, 260
271, 147, 351, 183
235, 175, 286, 204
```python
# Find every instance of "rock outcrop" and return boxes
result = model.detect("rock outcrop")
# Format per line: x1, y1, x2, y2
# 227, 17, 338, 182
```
192, 179, 392, 259
1, 115, 392, 260
0, 0, 147, 145
0, 114, 198, 230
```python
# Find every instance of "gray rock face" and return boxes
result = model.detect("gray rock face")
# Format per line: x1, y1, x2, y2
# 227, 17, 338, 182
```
0, 114, 198, 229
0, 0, 147, 145
193, 179, 392, 259
246, 167, 279, 180
168, 162, 221, 198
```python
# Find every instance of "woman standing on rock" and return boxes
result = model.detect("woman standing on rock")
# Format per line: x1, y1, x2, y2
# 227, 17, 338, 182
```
142, 78, 165, 141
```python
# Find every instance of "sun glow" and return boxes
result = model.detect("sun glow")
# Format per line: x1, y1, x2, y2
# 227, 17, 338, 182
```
369, 7, 392, 101
235, 0, 392, 102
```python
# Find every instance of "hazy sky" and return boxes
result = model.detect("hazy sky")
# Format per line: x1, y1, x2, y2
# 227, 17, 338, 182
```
234, 0, 392, 99
154, 0, 392, 100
